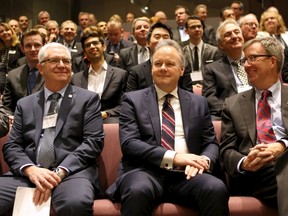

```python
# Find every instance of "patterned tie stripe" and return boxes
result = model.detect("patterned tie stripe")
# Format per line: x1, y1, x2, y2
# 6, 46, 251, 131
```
235, 60, 248, 85
256, 90, 276, 144
161, 94, 175, 150
38, 93, 61, 168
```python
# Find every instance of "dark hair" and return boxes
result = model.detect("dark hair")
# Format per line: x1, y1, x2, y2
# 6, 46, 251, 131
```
146, 22, 173, 42
185, 16, 205, 30
20, 29, 45, 46
80, 31, 105, 49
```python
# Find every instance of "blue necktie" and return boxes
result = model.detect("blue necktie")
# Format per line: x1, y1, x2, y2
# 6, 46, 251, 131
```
28, 68, 37, 94
37, 93, 61, 168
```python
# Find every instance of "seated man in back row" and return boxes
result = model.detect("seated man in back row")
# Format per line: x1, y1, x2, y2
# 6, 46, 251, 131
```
107, 39, 229, 216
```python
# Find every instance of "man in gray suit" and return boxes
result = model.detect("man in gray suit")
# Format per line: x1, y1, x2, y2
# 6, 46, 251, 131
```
183, 16, 221, 86
220, 37, 288, 215
0, 42, 104, 216
3, 29, 45, 115
72, 31, 128, 123
202, 19, 250, 119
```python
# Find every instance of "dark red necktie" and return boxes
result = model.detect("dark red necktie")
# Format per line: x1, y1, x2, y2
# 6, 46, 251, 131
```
161, 94, 175, 150
256, 90, 276, 144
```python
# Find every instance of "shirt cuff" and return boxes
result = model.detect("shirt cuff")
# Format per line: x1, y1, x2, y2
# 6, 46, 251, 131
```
278, 139, 288, 148
201, 155, 211, 171
160, 150, 177, 170
237, 156, 246, 174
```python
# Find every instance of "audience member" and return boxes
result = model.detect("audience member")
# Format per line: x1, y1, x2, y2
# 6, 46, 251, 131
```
220, 36, 287, 215
220, 7, 235, 22
171, 5, 190, 43
72, 31, 128, 123
8, 19, 20, 39
107, 39, 229, 216
58, 20, 83, 59
37, 10, 50, 26
239, 13, 259, 42
0, 23, 23, 74
230, 1, 245, 23
202, 19, 250, 119
89, 13, 97, 26
105, 20, 134, 66
194, 4, 216, 46
126, 22, 192, 92
125, 12, 135, 23
33, 24, 48, 43
2, 29, 45, 115
119, 17, 150, 71
183, 16, 221, 86
97, 21, 108, 38
18, 15, 29, 34
76, 11, 90, 41
0, 42, 104, 216
45, 20, 60, 43
154, 11, 168, 24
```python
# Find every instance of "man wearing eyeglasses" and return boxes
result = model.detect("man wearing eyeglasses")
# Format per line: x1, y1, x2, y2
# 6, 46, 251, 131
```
202, 19, 251, 120
239, 13, 259, 42
220, 36, 288, 215
72, 31, 127, 123
0, 42, 104, 216
2, 29, 45, 116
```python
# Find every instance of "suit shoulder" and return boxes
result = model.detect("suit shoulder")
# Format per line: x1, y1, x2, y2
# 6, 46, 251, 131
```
7, 64, 27, 76
108, 65, 127, 74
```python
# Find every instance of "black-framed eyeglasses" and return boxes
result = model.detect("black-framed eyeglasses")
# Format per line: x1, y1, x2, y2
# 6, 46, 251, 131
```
243, 22, 259, 28
84, 40, 102, 48
40, 58, 71, 65
187, 25, 202, 30
240, 55, 272, 65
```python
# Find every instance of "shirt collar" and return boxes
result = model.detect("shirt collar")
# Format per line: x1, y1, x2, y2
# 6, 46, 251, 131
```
255, 80, 281, 101
88, 60, 108, 75
155, 85, 179, 102
189, 40, 203, 50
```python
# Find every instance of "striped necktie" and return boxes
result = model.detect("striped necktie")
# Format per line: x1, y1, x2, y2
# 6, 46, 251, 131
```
161, 94, 175, 150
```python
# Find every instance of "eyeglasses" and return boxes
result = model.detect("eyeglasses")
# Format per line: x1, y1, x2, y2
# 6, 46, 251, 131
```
40, 58, 71, 65
84, 40, 101, 48
243, 22, 259, 28
240, 55, 272, 65
187, 25, 202, 30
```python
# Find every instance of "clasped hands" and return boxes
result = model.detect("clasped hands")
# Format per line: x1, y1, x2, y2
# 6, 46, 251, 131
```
173, 153, 209, 180
23, 166, 62, 206
241, 142, 286, 172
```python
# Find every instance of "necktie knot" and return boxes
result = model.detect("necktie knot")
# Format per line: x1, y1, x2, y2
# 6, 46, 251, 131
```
49, 93, 61, 101
163, 94, 173, 106
261, 90, 272, 101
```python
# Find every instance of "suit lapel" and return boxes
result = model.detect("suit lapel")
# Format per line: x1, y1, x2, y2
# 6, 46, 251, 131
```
102, 66, 113, 96
240, 89, 257, 144
222, 57, 237, 92
178, 89, 190, 144
55, 85, 75, 137
145, 87, 161, 144
34, 90, 45, 146
81, 69, 89, 88
144, 61, 153, 86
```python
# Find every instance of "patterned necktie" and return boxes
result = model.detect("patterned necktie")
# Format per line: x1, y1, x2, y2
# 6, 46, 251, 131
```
28, 68, 37, 94
139, 46, 148, 64
161, 94, 175, 150
234, 60, 248, 85
193, 46, 199, 71
38, 93, 61, 168
256, 90, 276, 144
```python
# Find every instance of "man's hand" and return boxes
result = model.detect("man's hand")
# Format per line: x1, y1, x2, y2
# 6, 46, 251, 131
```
173, 153, 209, 179
241, 142, 285, 172
23, 166, 61, 205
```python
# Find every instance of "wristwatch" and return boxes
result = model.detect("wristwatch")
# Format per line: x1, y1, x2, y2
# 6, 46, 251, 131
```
54, 167, 66, 180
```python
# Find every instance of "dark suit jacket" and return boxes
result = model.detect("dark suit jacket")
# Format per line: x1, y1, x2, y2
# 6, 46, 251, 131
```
126, 60, 193, 92
3, 84, 104, 188
105, 38, 134, 55
183, 42, 222, 73
202, 56, 238, 118
118, 44, 140, 72
2, 64, 45, 114
57, 38, 83, 60
202, 24, 216, 46
220, 85, 288, 177
108, 86, 218, 195
71, 65, 128, 117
